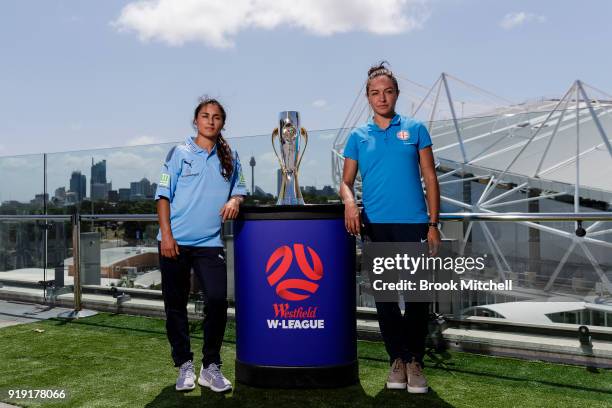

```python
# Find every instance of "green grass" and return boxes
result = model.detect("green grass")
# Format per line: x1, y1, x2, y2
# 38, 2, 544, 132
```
0, 313, 610, 407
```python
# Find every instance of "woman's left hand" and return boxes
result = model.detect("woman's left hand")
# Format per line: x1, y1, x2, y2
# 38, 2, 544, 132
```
427, 226, 441, 256
220, 197, 240, 221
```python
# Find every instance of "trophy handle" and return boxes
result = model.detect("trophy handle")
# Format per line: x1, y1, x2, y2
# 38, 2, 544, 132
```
271, 128, 284, 170
297, 127, 308, 170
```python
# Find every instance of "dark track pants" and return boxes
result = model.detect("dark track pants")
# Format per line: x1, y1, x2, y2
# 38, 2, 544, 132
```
159, 244, 228, 368
363, 222, 430, 365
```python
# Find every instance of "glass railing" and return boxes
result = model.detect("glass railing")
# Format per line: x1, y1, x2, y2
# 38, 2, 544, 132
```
0, 216, 73, 304
1, 114, 611, 333
1, 213, 611, 331
0, 128, 343, 217
6, 108, 608, 214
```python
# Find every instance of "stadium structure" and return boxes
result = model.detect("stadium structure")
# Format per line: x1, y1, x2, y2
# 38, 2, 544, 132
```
332, 73, 612, 322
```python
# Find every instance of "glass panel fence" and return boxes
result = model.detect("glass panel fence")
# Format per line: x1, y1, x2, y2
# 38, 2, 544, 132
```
0, 219, 72, 301
77, 219, 161, 290
1, 115, 610, 332
2, 110, 589, 216
355, 218, 612, 328
454, 219, 612, 328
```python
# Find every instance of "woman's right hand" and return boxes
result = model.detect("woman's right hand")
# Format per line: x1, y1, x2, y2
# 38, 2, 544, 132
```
160, 234, 180, 259
345, 201, 361, 236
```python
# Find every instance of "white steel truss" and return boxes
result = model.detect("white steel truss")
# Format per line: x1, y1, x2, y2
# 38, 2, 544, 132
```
332, 74, 612, 298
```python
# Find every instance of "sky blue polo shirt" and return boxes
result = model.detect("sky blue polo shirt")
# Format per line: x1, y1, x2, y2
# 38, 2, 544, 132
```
155, 136, 247, 247
343, 114, 432, 223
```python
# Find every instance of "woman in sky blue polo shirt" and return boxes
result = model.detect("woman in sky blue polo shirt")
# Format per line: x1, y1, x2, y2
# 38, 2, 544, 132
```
155, 98, 247, 393
340, 63, 441, 394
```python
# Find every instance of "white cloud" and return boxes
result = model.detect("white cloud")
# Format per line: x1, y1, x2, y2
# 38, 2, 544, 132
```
312, 99, 328, 108
499, 12, 547, 30
113, 0, 431, 48
0, 157, 40, 171
126, 135, 159, 146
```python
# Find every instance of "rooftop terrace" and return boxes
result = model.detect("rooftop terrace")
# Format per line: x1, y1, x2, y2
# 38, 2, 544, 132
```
1, 307, 611, 408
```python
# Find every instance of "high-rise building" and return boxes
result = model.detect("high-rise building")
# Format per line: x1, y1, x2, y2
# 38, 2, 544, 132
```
118, 188, 131, 202
69, 171, 86, 202
91, 158, 111, 201
150, 183, 158, 199
130, 178, 151, 201
107, 190, 119, 202
52, 187, 66, 205
91, 159, 107, 184
91, 181, 111, 201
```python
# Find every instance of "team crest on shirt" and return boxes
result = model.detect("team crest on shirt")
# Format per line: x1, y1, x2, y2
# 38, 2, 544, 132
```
396, 130, 410, 140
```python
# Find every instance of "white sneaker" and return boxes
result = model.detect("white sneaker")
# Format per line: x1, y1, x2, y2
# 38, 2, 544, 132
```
175, 360, 196, 391
198, 363, 232, 392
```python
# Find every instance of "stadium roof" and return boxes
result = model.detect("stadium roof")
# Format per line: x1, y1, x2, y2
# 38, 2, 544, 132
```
333, 76, 612, 203
431, 101, 612, 202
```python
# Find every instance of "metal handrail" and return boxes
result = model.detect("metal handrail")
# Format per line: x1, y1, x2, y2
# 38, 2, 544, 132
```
1, 209, 611, 322
0, 214, 71, 221
2, 212, 612, 222
80, 214, 158, 222
440, 212, 612, 221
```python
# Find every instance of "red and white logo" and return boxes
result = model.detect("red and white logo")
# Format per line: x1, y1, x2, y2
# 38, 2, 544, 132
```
396, 130, 409, 140
265, 244, 323, 301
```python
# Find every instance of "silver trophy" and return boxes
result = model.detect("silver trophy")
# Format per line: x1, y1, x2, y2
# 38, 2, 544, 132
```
272, 111, 308, 205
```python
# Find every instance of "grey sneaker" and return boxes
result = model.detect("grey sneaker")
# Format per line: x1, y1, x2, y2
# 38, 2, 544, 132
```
175, 360, 196, 391
406, 358, 428, 393
386, 358, 407, 389
198, 363, 232, 392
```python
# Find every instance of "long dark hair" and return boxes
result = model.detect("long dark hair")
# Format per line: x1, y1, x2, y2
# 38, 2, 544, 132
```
193, 97, 233, 181
365, 61, 399, 95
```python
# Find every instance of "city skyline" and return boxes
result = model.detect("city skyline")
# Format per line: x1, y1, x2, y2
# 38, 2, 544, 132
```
0, 129, 338, 203
52, 157, 159, 205
0, 147, 338, 206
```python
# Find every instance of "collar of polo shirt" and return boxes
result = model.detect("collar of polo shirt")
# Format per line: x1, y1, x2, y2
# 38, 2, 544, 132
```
367, 114, 401, 132
186, 136, 218, 157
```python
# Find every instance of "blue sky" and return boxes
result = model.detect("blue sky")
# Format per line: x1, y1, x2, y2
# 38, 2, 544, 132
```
1, 0, 611, 159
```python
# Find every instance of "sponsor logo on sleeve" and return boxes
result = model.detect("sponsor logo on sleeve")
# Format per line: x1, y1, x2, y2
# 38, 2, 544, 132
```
159, 173, 170, 187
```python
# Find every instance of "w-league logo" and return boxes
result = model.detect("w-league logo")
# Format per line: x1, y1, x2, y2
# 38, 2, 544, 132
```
265, 244, 324, 301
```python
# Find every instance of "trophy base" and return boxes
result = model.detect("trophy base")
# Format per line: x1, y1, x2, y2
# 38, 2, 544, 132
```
236, 359, 359, 388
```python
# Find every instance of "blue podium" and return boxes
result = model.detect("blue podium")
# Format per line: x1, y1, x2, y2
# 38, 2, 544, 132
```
233, 205, 358, 388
